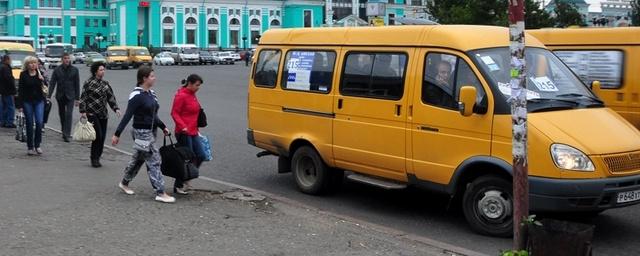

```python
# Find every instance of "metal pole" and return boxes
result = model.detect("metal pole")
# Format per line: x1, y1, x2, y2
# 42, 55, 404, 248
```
508, 0, 529, 251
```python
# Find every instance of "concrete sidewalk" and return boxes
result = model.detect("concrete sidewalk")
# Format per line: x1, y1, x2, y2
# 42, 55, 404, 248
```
0, 127, 474, 256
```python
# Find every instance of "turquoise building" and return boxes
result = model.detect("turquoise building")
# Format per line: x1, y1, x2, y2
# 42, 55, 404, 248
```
2, 0, 415, 50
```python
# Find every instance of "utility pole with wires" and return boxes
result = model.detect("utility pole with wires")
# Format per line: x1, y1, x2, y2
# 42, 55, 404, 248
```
508, 0, 529, 251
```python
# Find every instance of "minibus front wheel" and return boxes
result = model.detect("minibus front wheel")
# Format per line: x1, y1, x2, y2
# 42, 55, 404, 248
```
291, 146, 341, 195
462, 175, 513, 237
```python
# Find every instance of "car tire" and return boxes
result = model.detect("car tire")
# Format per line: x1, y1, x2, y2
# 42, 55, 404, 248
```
291, 146, 341, 195
462, 175, 513, 237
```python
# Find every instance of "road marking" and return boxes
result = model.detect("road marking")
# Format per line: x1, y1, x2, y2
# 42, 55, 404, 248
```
45, 126, 488, 256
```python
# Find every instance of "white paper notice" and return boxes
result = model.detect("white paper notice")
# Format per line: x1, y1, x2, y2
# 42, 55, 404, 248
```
286, 52, 315, 90
531, 76, 559, 92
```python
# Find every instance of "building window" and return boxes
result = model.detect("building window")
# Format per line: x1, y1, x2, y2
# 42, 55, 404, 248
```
282, 51, 336, 93
276, 10, 280, 16
39, 18, 45, 25
163, 16, 174, 24
163, 29, 173, 44
341, 52, 408, 100
71, 0, 76, 8
256, 10, 260, 16
24, 0, 30, 7
85, 0, 89, 8
230, 30, 239, 46
93, 19, 98, 27
207, 8, 211, 15
86, 19, 90, 27
48, 18, 53, 25
93, 0, 98, 8
186, 17, 197, 24
229, 9, 233, 15
71, 36, 76, 45
208, 18, 218, 25
25, 17, 30, 25
208, 30, 217, 45
250, 19, 260, 26
214, 9, 219, 15
304, 10, 312, 27
270, 19, 280, 26
102, 19, 106, 27
230, 18, 240, 25
270, 10, 274, 16
186, 30, 196, 44
192, 8, 197, 14
55, 35, 62, 42
84, 36, 91, 47
162, 7, 167, 13
71, 18, 76, 26
251, 31, 260, 45
236, 9, 241, 15
250, 10, 254, 16
39, 0, 44, 7
56, 18, 61, 26
253, 50, 281, 88
389, 13, 395, 25
170, 7, 174, 13
185, 8, 190, 14
102, 0, 106, 8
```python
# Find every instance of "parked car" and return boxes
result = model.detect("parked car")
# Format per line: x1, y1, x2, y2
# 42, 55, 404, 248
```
73, 52, 86, 64
199, 51, 216, 65
85, 52, 106, 67
230, 52, 241, 62
153, 52, 175, 65
213, 51, 235, 65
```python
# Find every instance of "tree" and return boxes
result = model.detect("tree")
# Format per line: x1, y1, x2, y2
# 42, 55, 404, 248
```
525, 0, 555, 29
554, 1, 586, 27
632, 0, 640, 26
427, 0, 508, 26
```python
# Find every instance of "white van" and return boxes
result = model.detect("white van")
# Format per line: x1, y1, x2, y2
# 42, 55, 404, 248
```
169, 44, 200, 65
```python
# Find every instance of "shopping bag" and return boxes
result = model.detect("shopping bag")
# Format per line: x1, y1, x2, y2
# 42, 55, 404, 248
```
72, 117, 96, 142
160, 135, 199, 180
14, 112, 25, 142
198, 133, 213, 161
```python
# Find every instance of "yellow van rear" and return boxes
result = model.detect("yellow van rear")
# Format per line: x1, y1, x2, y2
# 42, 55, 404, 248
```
528, 27, 640, 128
247, 25, 640, 237
0, 42, 35, 79
127, 46, 152, 68
106, 46, 130, 69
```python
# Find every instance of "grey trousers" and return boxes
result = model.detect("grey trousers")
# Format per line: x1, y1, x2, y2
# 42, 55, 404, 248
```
121, 129, 165, 194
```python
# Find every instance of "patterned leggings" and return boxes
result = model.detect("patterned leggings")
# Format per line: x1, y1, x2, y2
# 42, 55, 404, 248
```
121, 129, 165, 194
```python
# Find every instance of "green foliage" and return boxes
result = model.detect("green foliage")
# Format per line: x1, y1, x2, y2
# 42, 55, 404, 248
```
525, 0, 555, 29
554, 1, 586, 27
521, 214, 543, 227
427, 0, 508, 26
500, 250, 529, 256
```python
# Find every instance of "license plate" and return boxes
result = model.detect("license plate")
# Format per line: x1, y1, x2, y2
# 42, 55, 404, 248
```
617, 190, 640, 203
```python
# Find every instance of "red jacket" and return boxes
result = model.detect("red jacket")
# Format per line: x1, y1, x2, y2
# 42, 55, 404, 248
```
171, 87, 201, 136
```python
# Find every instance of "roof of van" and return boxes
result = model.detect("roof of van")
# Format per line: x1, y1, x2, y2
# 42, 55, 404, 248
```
0, 42, 35, 51
259, 25, 546, 51
107, 46, 128, 50
127, 46, 148, 49
527, 27, 640, 46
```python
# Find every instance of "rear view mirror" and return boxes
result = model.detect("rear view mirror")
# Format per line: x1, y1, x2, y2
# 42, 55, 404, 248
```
458, 86, 477, 117
590, 80, 602, 97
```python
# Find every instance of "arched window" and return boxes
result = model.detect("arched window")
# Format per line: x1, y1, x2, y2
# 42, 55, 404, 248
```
270, 19, 280, 26
250, 19, 260, 26
162, 16, 174, 24
230, 18, 240, 25
208, 18, 219, 25
186, 17, 197, 24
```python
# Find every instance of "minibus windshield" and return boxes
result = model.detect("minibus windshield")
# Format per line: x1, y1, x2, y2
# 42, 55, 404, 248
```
471, 47, 603, 111
108, 50, 127, 56
183, 48, 198, 54
134, 49, 150, 56
5, 50, 34, 69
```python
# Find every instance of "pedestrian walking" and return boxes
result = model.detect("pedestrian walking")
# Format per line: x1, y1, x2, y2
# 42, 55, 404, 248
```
171, 74, 207, 195
112, 66, 175, 203
16, 56, 46, 155
0, 55, 16, 128
79, 62, 121, 168
48, 53, 80, 142
38, 59, 52, 127
244, 51, 252, 67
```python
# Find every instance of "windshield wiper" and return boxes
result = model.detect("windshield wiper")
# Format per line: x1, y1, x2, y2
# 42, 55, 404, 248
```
527, 98, 579, 105
556, 93, 604, 106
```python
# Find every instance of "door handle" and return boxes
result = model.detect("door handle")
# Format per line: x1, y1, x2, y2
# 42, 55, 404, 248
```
419, 126, 439, 132
338, 99, 343, 109
395, 104, 402, 116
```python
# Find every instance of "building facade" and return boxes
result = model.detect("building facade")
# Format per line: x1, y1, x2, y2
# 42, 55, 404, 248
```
3, 0, 424, 50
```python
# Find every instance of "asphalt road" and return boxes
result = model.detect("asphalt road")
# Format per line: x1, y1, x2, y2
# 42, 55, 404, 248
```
42, 62, 640, 255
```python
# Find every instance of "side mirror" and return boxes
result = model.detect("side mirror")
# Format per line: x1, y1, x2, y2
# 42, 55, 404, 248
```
458, 86, 477, 117
590, 80, 602, 97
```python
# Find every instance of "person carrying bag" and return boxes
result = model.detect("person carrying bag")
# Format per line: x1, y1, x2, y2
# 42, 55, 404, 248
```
160, 134, 199, 181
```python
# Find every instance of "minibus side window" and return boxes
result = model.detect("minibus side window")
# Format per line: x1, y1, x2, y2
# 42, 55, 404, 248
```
341, 52, 407, 100
254, 49, 281, 88
423, 53, 487, 111
553, 50, 623, 89
281, 50, 336, 93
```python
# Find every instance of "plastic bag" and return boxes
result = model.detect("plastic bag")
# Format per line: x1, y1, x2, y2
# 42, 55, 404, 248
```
72, 117, 96, 142
14, 112, 25, 142
198, 133, 213, 161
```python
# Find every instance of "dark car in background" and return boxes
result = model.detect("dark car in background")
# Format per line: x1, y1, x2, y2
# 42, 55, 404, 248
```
199, 51, 216, 65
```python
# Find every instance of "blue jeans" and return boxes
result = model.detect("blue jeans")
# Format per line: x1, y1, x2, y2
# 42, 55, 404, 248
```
0, 95, 15, 126
23, 100, 45, 150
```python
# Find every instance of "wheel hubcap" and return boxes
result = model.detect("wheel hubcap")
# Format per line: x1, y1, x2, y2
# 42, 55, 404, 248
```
477, 190, 511, 221
296, 156, 317, 186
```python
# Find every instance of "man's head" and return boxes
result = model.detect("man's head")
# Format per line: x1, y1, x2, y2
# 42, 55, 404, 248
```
62, 53, 71, 66
436, 61, 452, 86
1, 55, 10, 65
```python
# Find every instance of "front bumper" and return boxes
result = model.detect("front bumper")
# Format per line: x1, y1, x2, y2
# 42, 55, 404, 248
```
530, 174, 640, 212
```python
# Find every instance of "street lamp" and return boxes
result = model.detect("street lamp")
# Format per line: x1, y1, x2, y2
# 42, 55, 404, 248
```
242, 36, 247, 51
47, 32, 54, 44
95, 33, 104, 51
38, 35, 45, 52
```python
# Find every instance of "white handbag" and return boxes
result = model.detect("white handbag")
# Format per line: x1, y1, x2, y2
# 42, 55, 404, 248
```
72, 117, 96, 142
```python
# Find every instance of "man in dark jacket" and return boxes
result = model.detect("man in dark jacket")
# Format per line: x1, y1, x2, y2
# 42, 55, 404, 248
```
0, 55, 16, 128
48, 53, 80, 142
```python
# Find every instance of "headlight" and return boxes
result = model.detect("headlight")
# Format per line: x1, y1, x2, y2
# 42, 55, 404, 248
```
550, 144, 594, 171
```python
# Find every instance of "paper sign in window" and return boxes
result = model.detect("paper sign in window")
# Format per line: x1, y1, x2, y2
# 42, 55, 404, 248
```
531, 76, 558, 92
286, 51, 315, 90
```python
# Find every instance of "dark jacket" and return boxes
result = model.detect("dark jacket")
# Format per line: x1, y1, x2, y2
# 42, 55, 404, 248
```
0, 63, 16, 96
79, 76, 119, 119
16, 70, 46, 108
114, 87, 166, 137
49, 64, 80, 101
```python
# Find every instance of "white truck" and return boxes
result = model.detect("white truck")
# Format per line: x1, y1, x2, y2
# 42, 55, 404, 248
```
169, 44, 200, 65
44, 43, 74, 68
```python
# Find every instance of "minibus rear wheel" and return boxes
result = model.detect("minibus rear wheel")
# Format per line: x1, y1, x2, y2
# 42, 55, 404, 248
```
292, 146, 334, 195
462, 175, 513, 237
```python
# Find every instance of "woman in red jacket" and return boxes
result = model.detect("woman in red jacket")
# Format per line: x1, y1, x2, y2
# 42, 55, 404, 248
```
171, 74, 206, 194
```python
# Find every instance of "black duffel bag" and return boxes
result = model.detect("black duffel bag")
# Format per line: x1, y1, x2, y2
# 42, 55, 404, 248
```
159, 135, 199, 180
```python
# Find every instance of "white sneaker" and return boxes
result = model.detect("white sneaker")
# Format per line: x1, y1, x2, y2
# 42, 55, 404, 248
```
36, 148, 43, 154
155, 194, 176, 203
27, 149, 37, 155
118, 182, 135, 195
